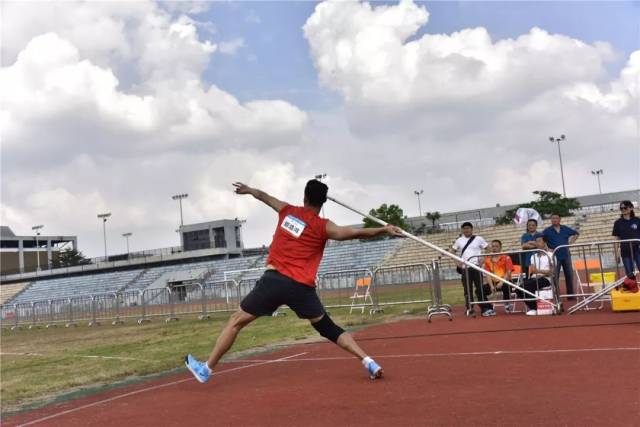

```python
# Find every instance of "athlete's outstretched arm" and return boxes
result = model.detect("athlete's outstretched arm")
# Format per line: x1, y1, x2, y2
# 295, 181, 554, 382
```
233, 182, 287, 213
326, 221, 403, 241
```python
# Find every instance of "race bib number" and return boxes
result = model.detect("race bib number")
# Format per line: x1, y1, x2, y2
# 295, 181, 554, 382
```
281, 215, 306, 238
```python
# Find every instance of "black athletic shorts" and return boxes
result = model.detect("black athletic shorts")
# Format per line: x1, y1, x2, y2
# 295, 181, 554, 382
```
240, 270, 325, 319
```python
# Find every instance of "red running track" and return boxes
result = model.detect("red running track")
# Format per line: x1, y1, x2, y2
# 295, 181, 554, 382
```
5, 308, 640, 427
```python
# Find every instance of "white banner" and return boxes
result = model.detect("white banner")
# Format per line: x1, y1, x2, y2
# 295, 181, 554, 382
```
513, 207, 543, 226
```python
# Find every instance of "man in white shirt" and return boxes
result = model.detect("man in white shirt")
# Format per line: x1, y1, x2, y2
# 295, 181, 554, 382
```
451, 222, 496, 317
519, 236, 554, 315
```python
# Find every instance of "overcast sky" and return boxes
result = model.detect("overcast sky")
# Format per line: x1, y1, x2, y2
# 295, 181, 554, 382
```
1, 0, 639, 258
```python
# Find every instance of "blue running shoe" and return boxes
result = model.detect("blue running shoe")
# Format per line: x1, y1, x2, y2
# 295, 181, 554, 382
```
366, 359, 383, 380
185, 354, 210, 383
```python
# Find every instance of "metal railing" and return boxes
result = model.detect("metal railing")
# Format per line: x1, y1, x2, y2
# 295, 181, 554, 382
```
550, 239, 639, 313
427, 260, 452, 322
4, 240, 632, 328
316, 269, 374, 312
372, 263, 432, 308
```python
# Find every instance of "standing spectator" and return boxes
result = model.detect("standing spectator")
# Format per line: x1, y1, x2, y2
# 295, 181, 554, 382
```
520, 219, 543, 278
452, 222, 496, 317
612, 200, 640, 292
519, 236, 554, 315
543, 214, 579, 299
483, 240, 514, 312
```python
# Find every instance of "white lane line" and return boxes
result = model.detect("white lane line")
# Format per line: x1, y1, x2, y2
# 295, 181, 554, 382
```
1, 352, 151, 362
237, 347, 640, 363
15, 352, 307, 427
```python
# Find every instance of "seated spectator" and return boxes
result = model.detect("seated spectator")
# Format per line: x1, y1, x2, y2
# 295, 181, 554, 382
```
518, 236, 554, 316
520, 219, 543, 278
483, 240, 514, 312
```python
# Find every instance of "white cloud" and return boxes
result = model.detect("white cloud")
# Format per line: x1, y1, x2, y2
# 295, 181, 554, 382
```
218, 38, 246, 55
244, 10, 262, 24
0, 1, 310, 257
303, 0, 639, 214
2, 0, 638, 259
0, 1, 215, 87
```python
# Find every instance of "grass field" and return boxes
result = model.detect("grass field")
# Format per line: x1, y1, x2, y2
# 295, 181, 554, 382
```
1, 285, 466, 414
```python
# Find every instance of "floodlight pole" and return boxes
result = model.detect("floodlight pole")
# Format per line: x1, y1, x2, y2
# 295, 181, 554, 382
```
97, 213, 111, 261
32, 225, 44, 271
413, 189, 424, 217
590, 169, 603, 194
122, 232, 132, 259
172, 193, 188, 227
549, 135, 567, 197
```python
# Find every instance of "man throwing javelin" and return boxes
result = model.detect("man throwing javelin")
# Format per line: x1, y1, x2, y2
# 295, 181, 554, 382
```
185, 180, 402, 383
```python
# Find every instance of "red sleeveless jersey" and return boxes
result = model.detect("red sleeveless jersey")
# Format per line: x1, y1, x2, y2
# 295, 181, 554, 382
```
266, 205, 329, 286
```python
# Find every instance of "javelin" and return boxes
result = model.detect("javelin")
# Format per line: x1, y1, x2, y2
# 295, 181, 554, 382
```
327, 196, 559, 309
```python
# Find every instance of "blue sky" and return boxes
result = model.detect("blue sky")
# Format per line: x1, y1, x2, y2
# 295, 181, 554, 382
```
201, 1, 639, 110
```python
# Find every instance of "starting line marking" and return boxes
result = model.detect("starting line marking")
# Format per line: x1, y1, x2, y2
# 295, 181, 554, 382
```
14, 352, 307, 427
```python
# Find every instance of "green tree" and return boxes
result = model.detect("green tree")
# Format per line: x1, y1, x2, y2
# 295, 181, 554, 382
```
413, 222, 427, 235
425, 211, 441, 230
52, 248, 92, 268
495, 191, 580, 224
363, 204, 410, 231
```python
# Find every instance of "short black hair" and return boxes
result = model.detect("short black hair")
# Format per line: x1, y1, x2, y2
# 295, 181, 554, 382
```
461, 222, 473, 229
491, 239, 502, 247
551, 213, 561, 218
526, 219, 538, 226
305, 179, 328, 207
536, 235, 549, 244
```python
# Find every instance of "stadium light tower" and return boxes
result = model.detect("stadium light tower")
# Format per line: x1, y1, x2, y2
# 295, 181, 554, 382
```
413, 189, 424, 217
590, 169, 603, 194
314, 173, 327, 217
97, 213, 111, 260
122, 232, 132, 259
31, 224, 44, 271
549, 134, 567, 197
172, 193, 189, 227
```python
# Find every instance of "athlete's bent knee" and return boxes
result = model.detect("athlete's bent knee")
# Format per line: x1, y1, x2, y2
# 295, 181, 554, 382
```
311, 314, 344, 343
230, 309, 255, 329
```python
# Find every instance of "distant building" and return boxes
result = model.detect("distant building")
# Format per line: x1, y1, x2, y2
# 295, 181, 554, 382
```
0, 226, 77, 275
180, 219, 244, 253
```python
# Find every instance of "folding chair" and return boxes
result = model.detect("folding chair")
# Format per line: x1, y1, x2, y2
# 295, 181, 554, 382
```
349, 277, 373, 314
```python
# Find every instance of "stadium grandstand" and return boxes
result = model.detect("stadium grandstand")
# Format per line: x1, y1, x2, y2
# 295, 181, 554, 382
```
0, 189, 636, 311
383, 209, 624, 279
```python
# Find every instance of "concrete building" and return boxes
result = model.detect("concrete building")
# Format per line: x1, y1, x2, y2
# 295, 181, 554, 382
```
0, 226, 77, 275
180, 219, 244, 253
